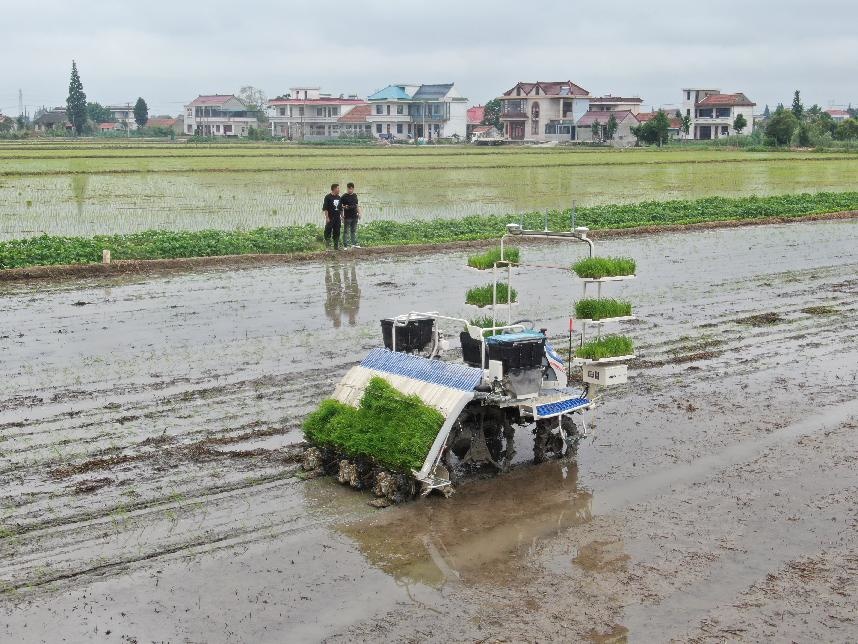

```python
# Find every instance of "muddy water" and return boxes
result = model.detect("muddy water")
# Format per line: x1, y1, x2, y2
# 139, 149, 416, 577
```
1, 220, 857, 642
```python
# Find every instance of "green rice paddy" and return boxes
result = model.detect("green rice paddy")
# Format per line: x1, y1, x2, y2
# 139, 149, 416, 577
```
2, 142, 858, 241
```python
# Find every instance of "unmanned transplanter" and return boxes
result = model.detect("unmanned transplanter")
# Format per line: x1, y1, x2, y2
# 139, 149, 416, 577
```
302, 222, 636, 503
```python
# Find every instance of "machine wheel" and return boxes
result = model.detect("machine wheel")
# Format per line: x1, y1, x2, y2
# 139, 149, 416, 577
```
445, 404, 516, 477
533, 415, 583, 463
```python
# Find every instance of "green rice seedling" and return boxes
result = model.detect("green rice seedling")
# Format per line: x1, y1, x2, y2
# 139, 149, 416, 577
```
574, 298, 632, 320
572, 257, 636, 279
465, 283, 517, 307
303, 377, 444, 472
575, 335, 634, 360
467, 246, 519, 269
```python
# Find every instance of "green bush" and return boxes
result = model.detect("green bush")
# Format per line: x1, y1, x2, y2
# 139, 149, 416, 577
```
575, 298, 632, 320
303, 377, 444, 472
576, 335, 634, 360
6, 192, 858, 270
467, 246, 519, 270
465, 283, 517, 307
572, 257, 636, 279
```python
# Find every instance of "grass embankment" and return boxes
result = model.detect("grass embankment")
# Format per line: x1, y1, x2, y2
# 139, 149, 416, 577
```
572, 257, 636, 279
467, 246, 520, 269
465, 283, 517, 307
576, 335, 635, 360
575, 298, 632, 320
303, 377, 444, 472
3, 191, 858, 270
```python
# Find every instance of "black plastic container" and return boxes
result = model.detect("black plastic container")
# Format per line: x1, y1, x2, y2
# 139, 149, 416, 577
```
460, 332, 486, 367
486, 333, 545, 371
381, 316, 435, 352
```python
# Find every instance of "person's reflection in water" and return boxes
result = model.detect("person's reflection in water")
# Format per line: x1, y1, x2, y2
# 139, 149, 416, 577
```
324, 260, 361, 328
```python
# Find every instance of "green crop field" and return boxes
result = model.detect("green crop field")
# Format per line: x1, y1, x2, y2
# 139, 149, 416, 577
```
2, 141, 858, 241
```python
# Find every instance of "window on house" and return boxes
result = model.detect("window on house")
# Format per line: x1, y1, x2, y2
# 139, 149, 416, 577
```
396, 124, 403, 134
397, 105, 404, 115
376, 105, 383, 115
376, 123, 382, 133
687, 91, 691, 100
298, 106, 304, 116
215, 124, 221, 132
386, 105, 391, 115
716, 107, 732, 118
531, 102, 540, 119
317, 108, 324, 116
279, 108, 285, 116
721, 125, 729, 134
686, 108, 690, 116
331, 106, 339, 116
224, 124, 232, 134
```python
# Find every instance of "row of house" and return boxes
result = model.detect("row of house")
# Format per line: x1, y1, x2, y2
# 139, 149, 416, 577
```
183, 83, 468, 141
26, 80, 850, 143
30, 104, 183, 133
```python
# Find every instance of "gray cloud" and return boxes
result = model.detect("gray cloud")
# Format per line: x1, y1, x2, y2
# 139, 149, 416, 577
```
2, 0, 856, 116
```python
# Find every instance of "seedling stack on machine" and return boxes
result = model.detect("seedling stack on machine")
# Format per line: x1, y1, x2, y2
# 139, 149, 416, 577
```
303, 219, 638, 503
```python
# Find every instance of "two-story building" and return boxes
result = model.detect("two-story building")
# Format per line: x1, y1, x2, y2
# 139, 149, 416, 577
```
183, 95, 260, 137
107, 104, 137, 130
681, 88, 756, 139
366, 83, 468, 140
497, 81, 592, 142
267, 87, 369, 140
587, 95, 643, 115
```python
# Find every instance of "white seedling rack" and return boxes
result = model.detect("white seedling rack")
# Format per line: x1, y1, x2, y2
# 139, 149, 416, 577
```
573, 274, 637, 367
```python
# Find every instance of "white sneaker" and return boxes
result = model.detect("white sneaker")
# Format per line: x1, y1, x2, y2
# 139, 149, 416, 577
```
353, 244, 362, 248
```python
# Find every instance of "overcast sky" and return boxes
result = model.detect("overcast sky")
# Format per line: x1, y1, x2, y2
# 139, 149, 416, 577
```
2, 0, 856, 116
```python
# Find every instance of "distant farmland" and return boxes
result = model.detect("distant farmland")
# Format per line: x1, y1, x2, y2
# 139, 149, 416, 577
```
2, 142, 858, 240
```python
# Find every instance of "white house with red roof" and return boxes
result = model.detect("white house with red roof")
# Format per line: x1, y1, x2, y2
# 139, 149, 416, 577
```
183, 95, 260, 137
267, 87, 370, 140
824, 108, 850, 123
497, 80, 592, 142
681, 88, 756, 139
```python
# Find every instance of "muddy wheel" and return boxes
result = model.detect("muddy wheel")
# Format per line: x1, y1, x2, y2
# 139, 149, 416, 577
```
445, 404, 515, 476
534, 414, 587, 463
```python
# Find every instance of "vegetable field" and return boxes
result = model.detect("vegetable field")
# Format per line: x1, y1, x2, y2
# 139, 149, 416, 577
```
2, 142, 858, 240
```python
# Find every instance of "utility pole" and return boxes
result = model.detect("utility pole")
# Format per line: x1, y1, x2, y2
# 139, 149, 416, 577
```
18, 89, 24, 118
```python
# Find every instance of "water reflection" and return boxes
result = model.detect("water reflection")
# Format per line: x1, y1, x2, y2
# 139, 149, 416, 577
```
338, 461, 596, 588
324, 260, 361, 328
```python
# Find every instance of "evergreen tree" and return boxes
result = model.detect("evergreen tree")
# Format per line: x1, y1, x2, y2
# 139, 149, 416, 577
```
481, 99, 502, 132
133, 97, 149, 128
763, 104, 771, 119
791, 90, 803, 120
66, 61, 87, 135
606, 113, 618, 141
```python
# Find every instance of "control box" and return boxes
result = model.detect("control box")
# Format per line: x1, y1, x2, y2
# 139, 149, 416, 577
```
582, 363, 628, 386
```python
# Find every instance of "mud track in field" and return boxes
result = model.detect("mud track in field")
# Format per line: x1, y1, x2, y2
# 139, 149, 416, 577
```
1, 219, 857, 642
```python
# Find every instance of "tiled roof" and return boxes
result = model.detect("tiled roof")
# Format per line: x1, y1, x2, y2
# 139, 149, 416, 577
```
577, 110, 637, 126
98, 122, 118, 130
696, 92, 755, 107
34, 110, 69, 125
337, 103, 372, 123
268, 98, 365, 106
147, 118, 177, 127
413, 83, 454, 99
368, 85, 413, 101
503, 81, 589, 98
592, 96, 643, 103
825, 109, 849, 117
189, 94, 241, 106
637, 112, 684, 129
467, 105, 485, 125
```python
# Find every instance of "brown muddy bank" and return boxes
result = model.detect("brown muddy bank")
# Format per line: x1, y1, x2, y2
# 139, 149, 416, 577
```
1, 209, 856, 283
1, 219, 857, 642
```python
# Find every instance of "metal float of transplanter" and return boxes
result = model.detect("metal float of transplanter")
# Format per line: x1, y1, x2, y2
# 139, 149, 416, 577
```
316, 222, 635, 499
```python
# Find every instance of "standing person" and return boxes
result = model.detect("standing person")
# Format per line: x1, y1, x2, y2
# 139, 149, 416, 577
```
322, 183, 343, 250
341, 182, 361, 249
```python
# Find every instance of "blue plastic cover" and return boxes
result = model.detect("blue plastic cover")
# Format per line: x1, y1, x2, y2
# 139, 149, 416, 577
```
536, 397, 590, 417
361, 348, 483, 392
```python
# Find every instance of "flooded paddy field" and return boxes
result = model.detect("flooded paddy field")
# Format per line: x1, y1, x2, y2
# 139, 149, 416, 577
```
1, 219, 857, 642
3, 144, 858, 239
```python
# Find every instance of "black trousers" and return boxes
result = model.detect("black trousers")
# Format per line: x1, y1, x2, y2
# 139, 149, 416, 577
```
324, 217, 341, 248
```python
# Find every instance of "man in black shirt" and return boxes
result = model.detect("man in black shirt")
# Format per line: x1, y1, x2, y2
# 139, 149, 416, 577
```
322, 183, 343, 250
340, 182, 361, 249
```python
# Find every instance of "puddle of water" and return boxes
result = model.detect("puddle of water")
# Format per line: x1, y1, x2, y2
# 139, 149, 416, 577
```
339, 461, 595, 588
